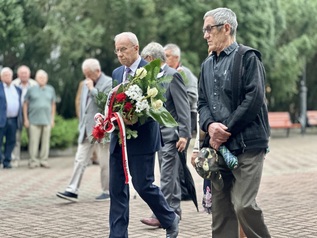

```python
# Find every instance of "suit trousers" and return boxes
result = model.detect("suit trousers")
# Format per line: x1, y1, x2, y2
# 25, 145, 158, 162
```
109, 143, 175, 238
28, 124, 51, 166
66, 140, 109, 194
158, 141, 182, 214
211, 149, 271, 238
0, 117, 18, 167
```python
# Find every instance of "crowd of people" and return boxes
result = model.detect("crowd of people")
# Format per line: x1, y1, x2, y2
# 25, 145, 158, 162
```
0, 7, 272, 238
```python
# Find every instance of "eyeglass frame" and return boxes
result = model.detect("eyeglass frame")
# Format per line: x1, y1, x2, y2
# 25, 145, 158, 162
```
114, 46, 135, 54
202, 24, 224, 34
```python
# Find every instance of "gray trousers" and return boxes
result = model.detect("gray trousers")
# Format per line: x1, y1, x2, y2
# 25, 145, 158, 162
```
66, 140, 109, 194
157, 141, 181, 214
211, 149, 271, 238
12, 129, 22, 161
28, 124, 51, 166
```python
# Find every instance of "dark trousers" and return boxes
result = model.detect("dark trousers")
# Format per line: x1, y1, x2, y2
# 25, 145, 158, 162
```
109, 143, 175, 238
0, 117, 18, 167
190, 111, 197, 134
211, 149, 271, 238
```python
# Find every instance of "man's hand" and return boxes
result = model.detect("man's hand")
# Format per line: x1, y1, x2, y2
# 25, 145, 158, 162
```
24, 119, 29, 128
85, 78, 94, 90
176, 137, 187, 152
208, 122, 231, 150
191, 151, 199, 167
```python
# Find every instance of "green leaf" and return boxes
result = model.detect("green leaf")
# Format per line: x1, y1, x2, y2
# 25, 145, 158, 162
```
147, 107, 178, 127
95, 90, 109, 113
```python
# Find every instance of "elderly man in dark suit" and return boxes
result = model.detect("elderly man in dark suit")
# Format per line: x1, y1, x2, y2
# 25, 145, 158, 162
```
56, 58, 112, 202
0, 67, 22, 169
109, 32, 179, 238
140, 42, 191, 228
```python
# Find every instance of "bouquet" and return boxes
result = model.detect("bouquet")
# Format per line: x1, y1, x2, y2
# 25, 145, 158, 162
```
91, 59, 178, 143
91, 59, 178, 184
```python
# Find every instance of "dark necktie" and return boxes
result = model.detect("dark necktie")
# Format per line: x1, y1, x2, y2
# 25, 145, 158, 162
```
124, 67, 132, 82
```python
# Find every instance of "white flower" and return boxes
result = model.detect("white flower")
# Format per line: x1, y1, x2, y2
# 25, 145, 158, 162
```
135, 99, 149, 113
125, 85, 143, 101
135, 68, 147, 79
147, 86, 158, 98
151, 99, 163, 110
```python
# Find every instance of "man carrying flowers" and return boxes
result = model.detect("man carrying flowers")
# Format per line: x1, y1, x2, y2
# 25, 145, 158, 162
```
108, 32, 179, 238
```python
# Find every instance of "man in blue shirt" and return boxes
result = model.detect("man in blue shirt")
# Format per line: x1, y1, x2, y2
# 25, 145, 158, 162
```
0, 67, 22, 169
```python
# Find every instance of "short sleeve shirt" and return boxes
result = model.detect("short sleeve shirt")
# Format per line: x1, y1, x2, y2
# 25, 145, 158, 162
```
24, 85, 56, 125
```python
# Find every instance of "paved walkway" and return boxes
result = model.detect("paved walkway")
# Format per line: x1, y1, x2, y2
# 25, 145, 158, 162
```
1, 130, 317, 237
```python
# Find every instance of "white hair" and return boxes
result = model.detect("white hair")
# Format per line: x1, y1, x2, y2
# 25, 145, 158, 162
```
82, 58, 101, 72
114, 32, 139, 46
1, 67, 13, 76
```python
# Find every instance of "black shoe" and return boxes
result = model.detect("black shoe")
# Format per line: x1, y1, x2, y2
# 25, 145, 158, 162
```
3, 164, 12, 169
56, 191, 78, 202
166, 214, 180, 238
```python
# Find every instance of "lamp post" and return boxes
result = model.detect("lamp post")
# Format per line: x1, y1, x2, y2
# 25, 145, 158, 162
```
299, 59, 307, 134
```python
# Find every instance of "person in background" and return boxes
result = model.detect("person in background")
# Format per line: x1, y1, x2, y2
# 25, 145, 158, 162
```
11, 65, 37, 168
75, 80, 99, 166
23, 69, 56, 168
0, 67, 22, 169
163, 43, 198, 136
56, 58, 112, 202
140, 42, 191, 228
163, 43, 198, 201
109, 32, 179, 238
199, 7, 271, 237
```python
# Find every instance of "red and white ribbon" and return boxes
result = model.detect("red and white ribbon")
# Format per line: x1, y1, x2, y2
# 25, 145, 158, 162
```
103, 85, 130, 184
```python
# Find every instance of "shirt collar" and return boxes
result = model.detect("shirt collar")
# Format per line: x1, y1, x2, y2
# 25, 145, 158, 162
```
126, 55, 142, 76
212, 42, 238, 58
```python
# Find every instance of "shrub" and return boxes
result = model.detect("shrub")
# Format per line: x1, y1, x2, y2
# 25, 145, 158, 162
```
21, 115, 79, 150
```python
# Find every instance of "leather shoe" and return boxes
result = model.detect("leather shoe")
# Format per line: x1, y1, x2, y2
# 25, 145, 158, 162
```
166, 214, 180, 238
140, 217, 161, 227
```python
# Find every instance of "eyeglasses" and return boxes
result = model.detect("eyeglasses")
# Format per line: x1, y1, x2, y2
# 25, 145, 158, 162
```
202, 24, 224, 34
114, 46, 135, 54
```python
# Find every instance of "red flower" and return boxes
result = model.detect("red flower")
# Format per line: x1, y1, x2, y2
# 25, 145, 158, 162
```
116, 92, 126, 102
124, 102, 133, 112
92, 125, 106, 141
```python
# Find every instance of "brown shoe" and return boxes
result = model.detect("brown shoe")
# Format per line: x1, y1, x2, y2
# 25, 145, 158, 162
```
140, 217, 161, 227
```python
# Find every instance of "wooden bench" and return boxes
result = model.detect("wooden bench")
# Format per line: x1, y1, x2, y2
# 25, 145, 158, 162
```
268, 112, 300, 137
307, 110, 317, 127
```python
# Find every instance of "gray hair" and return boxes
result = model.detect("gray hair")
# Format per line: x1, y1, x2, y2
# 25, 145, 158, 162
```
35, 69, 48, 79
141, 42, 166, 62
1, 67, 13, 76
17, 65, 31, 75
163, 43, 181, 59
82, 58, 101, 72
204, 8, 238, 38
114, 32, 139, 46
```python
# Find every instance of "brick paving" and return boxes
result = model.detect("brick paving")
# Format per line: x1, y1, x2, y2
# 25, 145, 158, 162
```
1, 130, 317, 237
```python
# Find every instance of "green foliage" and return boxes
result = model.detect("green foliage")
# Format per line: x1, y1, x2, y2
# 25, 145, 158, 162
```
2, 0, 317, 117
21, 115, 78, 150
0, 0, 25, 52
95, 90, 109, 114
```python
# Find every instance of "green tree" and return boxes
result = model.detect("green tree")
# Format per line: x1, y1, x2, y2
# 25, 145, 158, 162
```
1, 0, 317, 118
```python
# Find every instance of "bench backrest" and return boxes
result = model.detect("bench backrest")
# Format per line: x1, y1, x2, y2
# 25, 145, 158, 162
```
307, 111, 317, 126
268, 112, 293, 128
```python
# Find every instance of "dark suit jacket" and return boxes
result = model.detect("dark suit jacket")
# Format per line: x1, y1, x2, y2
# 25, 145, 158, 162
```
0, 82, 23, 129
110, 58, 161, 155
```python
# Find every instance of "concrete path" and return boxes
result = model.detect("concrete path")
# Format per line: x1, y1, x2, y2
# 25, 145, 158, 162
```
1, 130, 317, 237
